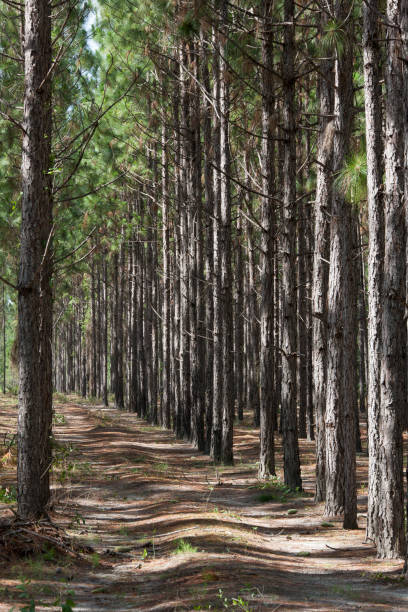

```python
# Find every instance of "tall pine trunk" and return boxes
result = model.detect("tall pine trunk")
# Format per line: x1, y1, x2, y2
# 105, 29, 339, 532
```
210, 24, 223, 462
161, 120, 171, 429
281, 0, 301, 491
259, 0, 276, 479
324, 0, 356, 527
312, 15, 333, 503
18, 0, 53, 519
220, 0, 234, 464
376, 0, 406, 558
364, 0, 384, 545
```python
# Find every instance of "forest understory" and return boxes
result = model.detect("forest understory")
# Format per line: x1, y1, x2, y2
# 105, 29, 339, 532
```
0, 394, 407, 612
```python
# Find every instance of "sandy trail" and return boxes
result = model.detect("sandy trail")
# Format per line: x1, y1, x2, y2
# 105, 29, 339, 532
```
1, 394, 407, 611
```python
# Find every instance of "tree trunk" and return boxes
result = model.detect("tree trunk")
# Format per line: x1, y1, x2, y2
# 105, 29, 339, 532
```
363, 0, 385, 544
191, 46, 206, 451
324, 0, 356, 527
313, 15, 333, 503
234, 215, 244, 422
211, 24, 223, 463
219, 0, 234, 465
115, 241, 125, 410
102, 256, 108, 406
342, 207, 358, 529
200, 30, 215, 450
376, 0, 406, 558
258, 0, 276, 479
161, 120, 171, 429
297, 196, 307, 440
18, 0, 53, 519
281, 0, 302, 491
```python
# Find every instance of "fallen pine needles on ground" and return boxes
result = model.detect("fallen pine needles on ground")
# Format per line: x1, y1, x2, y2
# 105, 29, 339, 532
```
0, 515, 93, 563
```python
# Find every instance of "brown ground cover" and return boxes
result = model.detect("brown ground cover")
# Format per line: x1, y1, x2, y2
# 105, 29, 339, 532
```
0, 393, 407, 611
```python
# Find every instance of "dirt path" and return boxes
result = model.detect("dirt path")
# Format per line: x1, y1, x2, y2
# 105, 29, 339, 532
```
1, 394, 408, 611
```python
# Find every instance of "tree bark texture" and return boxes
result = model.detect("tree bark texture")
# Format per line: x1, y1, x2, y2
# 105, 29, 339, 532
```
18, 0, 53, 520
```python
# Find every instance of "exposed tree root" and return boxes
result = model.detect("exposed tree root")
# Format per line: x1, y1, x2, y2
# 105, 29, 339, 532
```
0, 515, 92, 562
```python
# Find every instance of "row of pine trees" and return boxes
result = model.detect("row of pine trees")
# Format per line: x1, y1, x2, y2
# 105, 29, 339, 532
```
1, 0, 408, 562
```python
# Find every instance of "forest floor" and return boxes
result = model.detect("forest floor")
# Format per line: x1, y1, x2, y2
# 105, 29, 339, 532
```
0, 394, 408, 611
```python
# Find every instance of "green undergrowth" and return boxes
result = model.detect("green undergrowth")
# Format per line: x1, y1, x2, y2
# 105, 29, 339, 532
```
363, 571, 406, 584
252, 475, 312, 504
0, 484, 17, 503
173, 538, 198, 555
3, 550, 77, 611
253, 477, 300, 503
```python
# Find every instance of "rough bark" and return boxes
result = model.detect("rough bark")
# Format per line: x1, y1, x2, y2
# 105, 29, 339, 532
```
342, 208, 358, 529
363, 0, 385, 546
234, 215, 244, 423
193, 48, 206, 452
324, 0, 356, 526
297, 196, 307, 440
219, 0, 234, 465
312, 16, 333, 503
18, 0, 53, 520
200, 31, 214, 451
281, 0, 301, 491
161, 120, 171, 429
376, 0, 406, 558
258, 0, 276, 479
210, 24, 223, 463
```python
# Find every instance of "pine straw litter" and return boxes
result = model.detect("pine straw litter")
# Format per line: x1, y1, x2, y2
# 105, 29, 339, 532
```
0, 514, 93, 563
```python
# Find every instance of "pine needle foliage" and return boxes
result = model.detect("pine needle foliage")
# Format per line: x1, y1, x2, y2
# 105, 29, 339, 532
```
320, 19, 346, 57
335, 149, 367, 206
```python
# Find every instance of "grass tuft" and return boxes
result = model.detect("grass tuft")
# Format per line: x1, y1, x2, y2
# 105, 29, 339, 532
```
173, 538, 198, 555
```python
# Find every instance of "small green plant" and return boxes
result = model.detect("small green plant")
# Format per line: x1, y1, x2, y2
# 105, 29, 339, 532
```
95, 410, 113, 426
0, 485, 17, 504
217, 588, 253, 611
56, 463, 74, 485
201, 570, 219, 583
53, 392, 68, 403
16, 576, 32, 600
76, 462, 94, 477
254, 477, 293, 503
53, 413, 66, 425
52, 439, 75, 466
90, 552, 100, 568
69, 511, 86, 528
24, 548, 57, 578
61, 594, 76, 611
127, 456, 146, 464
368, 572, 405, 584
173, 539, 198, 555
257, 492, 275, 503
321, 521, 334, 528
2, 432, 16, 448
53, 591, 77, 611
42, 546, 56, 562
330, 584, 353, 596
155, 462, 169, 473
51, 439, 81, 484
